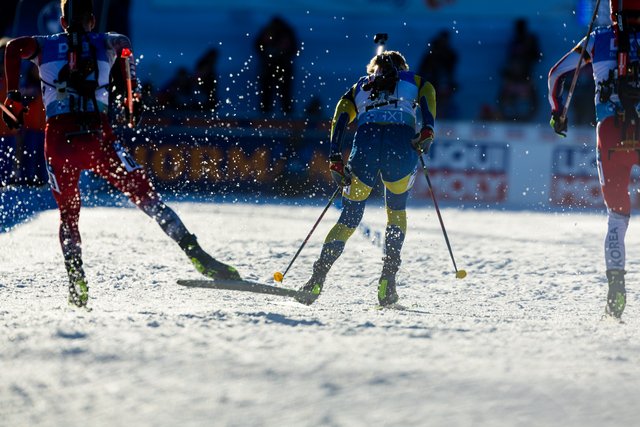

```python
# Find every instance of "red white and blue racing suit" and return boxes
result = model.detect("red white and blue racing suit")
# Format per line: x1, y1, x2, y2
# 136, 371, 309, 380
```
548, 25, 638, 271
29, 32, 189, 263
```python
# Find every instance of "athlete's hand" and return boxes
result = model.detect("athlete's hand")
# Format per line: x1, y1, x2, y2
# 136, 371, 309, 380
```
550, 110, 567, 137
329, 155, 352, 187
411, 126, 434, 153
2, 91, 28, 130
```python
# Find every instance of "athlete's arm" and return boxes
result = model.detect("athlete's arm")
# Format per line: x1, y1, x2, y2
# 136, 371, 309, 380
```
329, 85, 357, 157
106, 33, 143, 126
416, 76, 436, 131
106, 33, 138, 86
548, 34, 593, 113
4, 37, 39, 91
410, 75, 437, 152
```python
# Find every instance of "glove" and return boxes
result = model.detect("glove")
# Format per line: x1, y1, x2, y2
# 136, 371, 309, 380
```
550, 110, 567, 137
411, 127, 434, 153
124, 91, 144, 128
329, 155, 352, 187
2, 91, 28, 130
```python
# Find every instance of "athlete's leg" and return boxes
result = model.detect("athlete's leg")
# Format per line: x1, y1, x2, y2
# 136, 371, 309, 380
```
597, 117, 635, 317
51, 163, 90, 307
382, 187, 410, 274
94, 129, 239, 279
296, 178, 373, 305
316, 179, 372, 274
296, 125, 381, 304
377, 124, 419, 305
44, 118, 94, 307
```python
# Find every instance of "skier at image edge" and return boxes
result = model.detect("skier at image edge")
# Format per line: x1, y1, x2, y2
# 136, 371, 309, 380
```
2, 0, 241, 308
548, 0, 640, 319
295, 49, 436, 306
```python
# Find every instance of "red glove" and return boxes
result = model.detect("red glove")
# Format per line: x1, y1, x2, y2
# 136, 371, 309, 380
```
411, 127, 434, 153
2, 91, 28, 130
329, 155, 352, 187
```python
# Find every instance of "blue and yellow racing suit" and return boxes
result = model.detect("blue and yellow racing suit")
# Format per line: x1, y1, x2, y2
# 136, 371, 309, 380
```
316, 69, 436, 275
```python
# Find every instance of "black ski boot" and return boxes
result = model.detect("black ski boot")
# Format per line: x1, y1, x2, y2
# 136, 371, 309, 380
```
378, 257, 400, 306
179, 233, 241, 281
295, 261, 328, 305
605, 269, 626, 319
65, 257, 89, 308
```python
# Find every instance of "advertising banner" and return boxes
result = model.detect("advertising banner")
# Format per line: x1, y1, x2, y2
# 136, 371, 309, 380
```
413, 139, 509, 203
2, 120, 622, 212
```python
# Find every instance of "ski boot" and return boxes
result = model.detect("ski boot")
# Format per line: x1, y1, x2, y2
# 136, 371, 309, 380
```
65, 258, 89, 308
605, 269, 626, 319
295, 261, 327, 305
179, 233, 241, 281
378, 257, 400, 307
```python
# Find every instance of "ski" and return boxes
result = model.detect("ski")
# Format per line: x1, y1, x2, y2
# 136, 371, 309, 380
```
375, 303, 407, 311
177, 278, 314, 300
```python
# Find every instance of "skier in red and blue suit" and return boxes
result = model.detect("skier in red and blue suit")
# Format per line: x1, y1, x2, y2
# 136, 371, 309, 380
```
548, 0, 640, 319
2, 0, 240, 308
296, 50, 436, 306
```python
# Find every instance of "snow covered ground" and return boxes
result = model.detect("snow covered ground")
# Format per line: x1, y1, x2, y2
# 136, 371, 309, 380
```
1, 201, 639, 427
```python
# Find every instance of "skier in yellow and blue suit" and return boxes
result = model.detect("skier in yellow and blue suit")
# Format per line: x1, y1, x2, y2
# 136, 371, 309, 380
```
296, 50, 436, 306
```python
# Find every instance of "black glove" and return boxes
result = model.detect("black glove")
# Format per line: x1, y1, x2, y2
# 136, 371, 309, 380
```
2, 91, 28, 130
411, 127, 434, 153
329, 155, 352, 187
550, 110, 567, 137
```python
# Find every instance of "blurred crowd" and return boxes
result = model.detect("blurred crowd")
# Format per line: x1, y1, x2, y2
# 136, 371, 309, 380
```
0, 1, 597, 188
0, 2, 596, 124
152, 15, 572, 124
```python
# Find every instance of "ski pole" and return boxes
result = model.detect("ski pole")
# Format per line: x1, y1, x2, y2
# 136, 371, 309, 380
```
419, 154, 467, 279
120, 47, 135, 128
561, 0, 601, 123
274, 186, 341, 283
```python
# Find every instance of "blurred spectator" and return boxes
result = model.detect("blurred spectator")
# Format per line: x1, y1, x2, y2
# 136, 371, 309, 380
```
254, 16, 299, 116
303, 95, 324, 129
497, 18, 541, 121
503, 18, 540, 83
158, 48, 220, 112
193, 48, 219, 111
159, 67, 194, 110
418, 30, 459, 119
